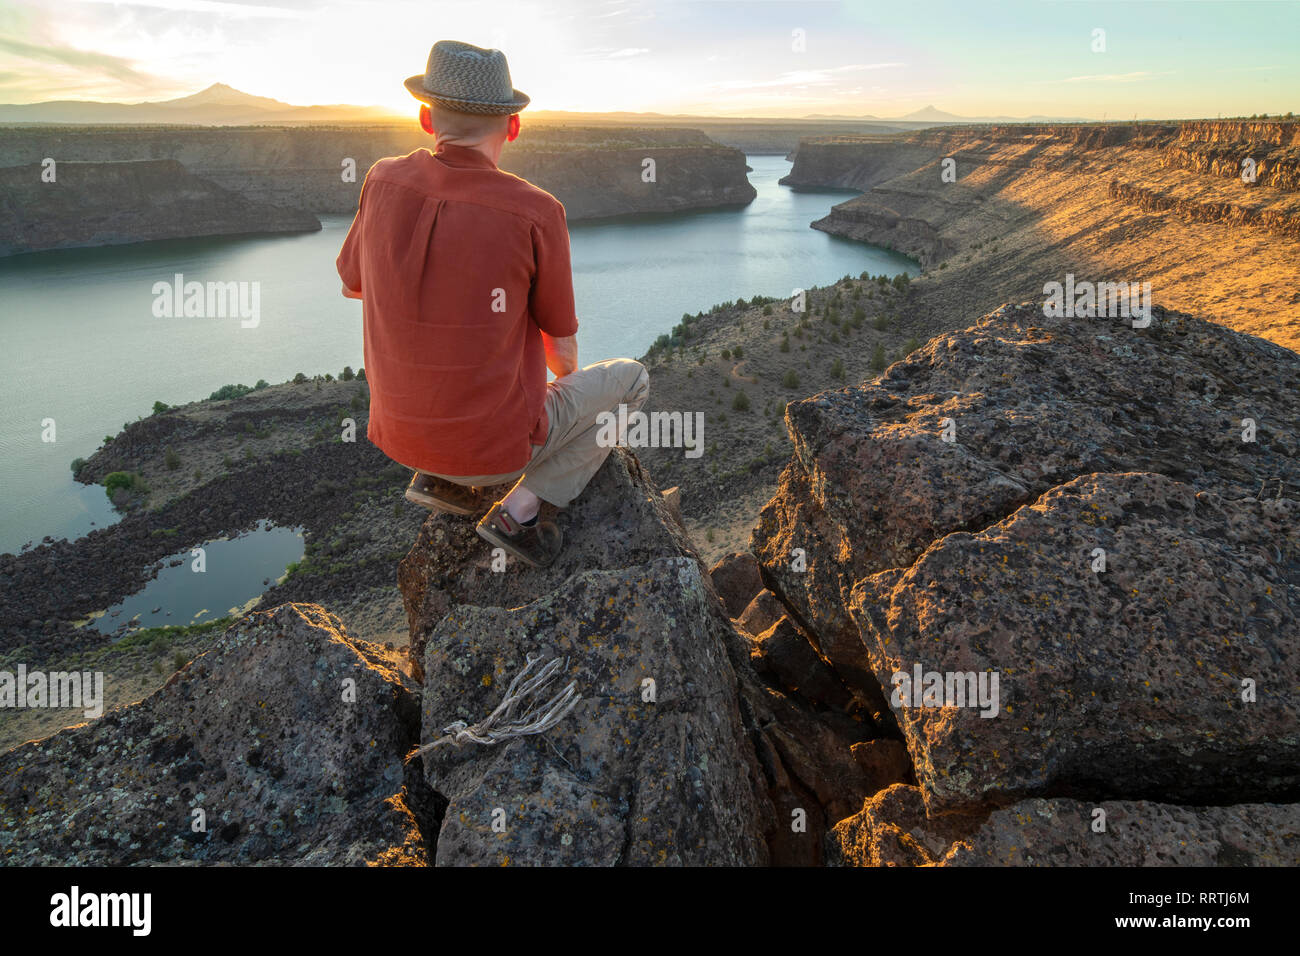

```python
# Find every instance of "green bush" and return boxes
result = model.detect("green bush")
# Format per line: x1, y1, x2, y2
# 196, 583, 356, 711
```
874, 313, 891, 331
732, 345, 743, 359
781, 370, 800, 389
356, 368, 366, 382
831, 358, 845, 380
152, 400, 169, 415
341, 366, 355, 381
164, 447, 180, 471
762, 304, 773, 315
102, 471, 148, 500
779, 336, 790, 353
254, 379, 269, 390
209, 383, 252, 401
731, 390, 750, 412
902, 337, 923, 356
720, 348, 731, 360
292, 371, 308, 384
70, 457, 86, 474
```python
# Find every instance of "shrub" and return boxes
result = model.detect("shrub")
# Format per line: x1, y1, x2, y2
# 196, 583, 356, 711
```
292, 371, 308, 384
324, 373, 334, 382
720, 348, 731, 360
102, 471, 148, 501
831, 358, 845, 380
732, 345, 743, 359
874, 313, 891, 331
356, 368, 366, 381
70, 457, 86, 474
341, 366, 355, 381
723, 377, 731, 388
870, 343, 887, 371
902, 337, 923, 356
164, 447, 180, 470
209, 383, 252, 401
254, 379, 269, 390
781, 370, 800, 389
779, 336, 790, 353
763, 304, 773, 315
731, 390, 750, 412
152, 401, 169, 415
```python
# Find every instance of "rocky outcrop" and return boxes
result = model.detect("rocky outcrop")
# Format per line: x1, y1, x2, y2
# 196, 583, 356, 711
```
1109, 178, 1300, 238
399, 449, 770, 864
830, 784, 1300, 866
0, 604, 431, 864
780, 138, 941, 191
0, 159, 320, 256
398, 448, 893, 865
752, 302, 1299, 853
0, 125, 755, 222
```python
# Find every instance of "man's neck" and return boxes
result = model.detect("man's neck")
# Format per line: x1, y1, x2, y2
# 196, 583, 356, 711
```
434, 135, 503, 166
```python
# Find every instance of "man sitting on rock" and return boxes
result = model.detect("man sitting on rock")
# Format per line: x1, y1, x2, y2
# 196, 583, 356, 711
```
337, 40, 648, 568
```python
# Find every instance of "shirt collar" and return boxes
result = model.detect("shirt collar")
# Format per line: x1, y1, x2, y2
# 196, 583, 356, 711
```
433, 143, 499, 170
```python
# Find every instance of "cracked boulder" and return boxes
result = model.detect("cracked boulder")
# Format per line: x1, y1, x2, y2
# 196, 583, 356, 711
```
854, 471, 1299, 814
0, 604, 428, 865
752, 303, 1300, 693
416, 557, 771, 866
830, 784, 1300, 866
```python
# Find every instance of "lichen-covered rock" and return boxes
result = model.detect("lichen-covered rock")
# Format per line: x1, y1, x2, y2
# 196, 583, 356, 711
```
855, 471, 1299, 814
830, 785, 1300, 866
419, 557, 771, 866
0, 604, 428, 865
752, 303, 1300, 694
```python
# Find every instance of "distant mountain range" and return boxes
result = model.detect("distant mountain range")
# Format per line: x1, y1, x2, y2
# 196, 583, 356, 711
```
0, 85, 1087, 127
803, 104, 1089, 123
0, 83, 402, 125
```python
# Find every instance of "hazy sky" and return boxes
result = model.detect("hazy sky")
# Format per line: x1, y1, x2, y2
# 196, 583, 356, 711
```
1, 0, 1296, 118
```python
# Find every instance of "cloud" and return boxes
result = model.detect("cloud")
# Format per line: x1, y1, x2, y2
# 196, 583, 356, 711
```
607, 47, 649, 58
0, 35, 147, 83
1058, 71, 1174, 84
706, 62, 903, 92
71, 0, 306, 17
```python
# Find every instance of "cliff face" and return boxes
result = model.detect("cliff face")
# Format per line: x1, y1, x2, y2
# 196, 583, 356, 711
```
781, 121, 1300, 351
0, 159, 320, 256
0, 124, 755, 221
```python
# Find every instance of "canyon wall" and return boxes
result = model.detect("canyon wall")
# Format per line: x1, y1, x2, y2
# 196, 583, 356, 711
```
0, 159, 321, 256
780, 121, 1300, 351
0, 124, 756, 251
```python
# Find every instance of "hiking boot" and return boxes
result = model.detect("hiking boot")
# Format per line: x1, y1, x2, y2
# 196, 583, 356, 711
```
476, 501, 563, 568
404, 472, 488, 516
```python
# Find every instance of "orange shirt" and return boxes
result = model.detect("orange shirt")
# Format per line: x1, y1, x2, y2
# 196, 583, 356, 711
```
336, 144, 578, 476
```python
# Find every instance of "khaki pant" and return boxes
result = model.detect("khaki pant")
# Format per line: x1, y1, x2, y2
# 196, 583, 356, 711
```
425, 357, 649, 508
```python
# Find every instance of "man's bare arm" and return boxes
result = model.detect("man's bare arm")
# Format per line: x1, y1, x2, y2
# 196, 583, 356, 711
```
542, 332, 578, 378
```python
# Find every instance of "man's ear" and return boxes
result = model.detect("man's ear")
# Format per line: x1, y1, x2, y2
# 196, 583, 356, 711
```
507, 113, 520, 142
419, 104, 433, 135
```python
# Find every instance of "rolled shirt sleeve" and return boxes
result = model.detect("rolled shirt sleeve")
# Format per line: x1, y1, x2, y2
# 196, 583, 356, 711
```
529, 202, 579, 338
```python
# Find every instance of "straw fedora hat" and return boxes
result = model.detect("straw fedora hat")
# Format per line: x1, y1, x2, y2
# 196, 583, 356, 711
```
404, 40, 530, 115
